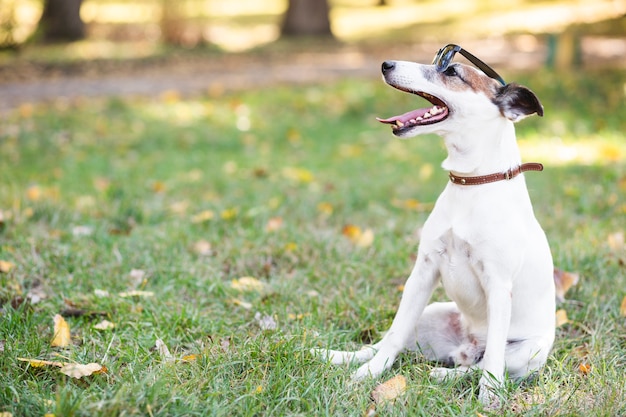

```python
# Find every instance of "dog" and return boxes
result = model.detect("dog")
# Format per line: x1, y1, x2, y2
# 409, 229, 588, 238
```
313, 46, 555, 408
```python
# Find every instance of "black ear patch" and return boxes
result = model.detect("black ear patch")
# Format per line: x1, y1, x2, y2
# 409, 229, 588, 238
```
493, 83, 543, 122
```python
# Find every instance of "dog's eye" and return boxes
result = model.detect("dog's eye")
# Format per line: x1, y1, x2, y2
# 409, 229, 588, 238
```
444, 66, 458, 77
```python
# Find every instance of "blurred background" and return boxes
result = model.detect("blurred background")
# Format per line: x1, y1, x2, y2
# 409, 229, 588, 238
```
1, 0, 625, 108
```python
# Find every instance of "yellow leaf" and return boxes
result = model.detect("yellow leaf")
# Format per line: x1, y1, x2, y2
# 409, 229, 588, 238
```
607, 231, 624, 251
59, 363, 106, 378
192, 240, 213, 256
151, 181, 166, 193
220, 208, 238, 220
26, 185, 41, 201
231, 276, 264, 292
191, 210, 215, 223
17, 357, 65, 368
0, 260, 15, 273
284, 242, 298, 252
282, 167, 314, 183
578, 362, 592, 375
93, 320, 115, 330
620, 296, 626, 317
342, 224, 362, 239
555, 309, 569, 327
255, 385, 264, 394
356, 228, 375, 248
371, 375, 407, 404
119, 290, 154, 298
317, 202, 333, 216
599, 143, 622, 162
51, 314, 71, 347
0, 411, 14, 417
553, 268, 579, 302
229, 298, 253, 310
265, 217, 283, 232
182, 354, 199, 362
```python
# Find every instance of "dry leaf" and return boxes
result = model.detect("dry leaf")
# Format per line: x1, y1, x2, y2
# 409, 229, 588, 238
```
17, 358, 65, 368
578, 362, 592, 375
94, 289, 110, 297
553, 268, 579, 302
220, 208, 238, 220
229, 298, 253, 310
265, 217, 283, 232
0, 412, 13, 417
0, 260, 15, 273
51, 314, 71, 347
191, 210, 215, 223
342, 225, 374, 248
317, 202, 333, 216
93, 320, 115, 330
119, 290, 154, 298
59, 363, 106, 379
193, 240, 213, 256
156, 338, 174, 363
182, 354, 199, 362
620, 296, 626, 317
231, 276, 264, 292
254, 312, 278, 331
607, 231, 624, 251
555, 309, 569, 327
371, 374, 407, 404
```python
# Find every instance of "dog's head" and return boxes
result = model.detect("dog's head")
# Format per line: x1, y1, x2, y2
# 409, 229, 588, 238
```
377, 60, 543, 138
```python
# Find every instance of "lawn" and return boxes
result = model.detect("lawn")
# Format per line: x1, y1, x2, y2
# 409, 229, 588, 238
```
1, 68, 625, 416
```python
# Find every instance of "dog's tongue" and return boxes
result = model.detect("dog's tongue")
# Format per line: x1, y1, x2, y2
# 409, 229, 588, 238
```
377, 105, 448, 127
376, 108, 427, 125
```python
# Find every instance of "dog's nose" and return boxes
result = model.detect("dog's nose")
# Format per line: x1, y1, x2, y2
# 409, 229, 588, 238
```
381, 61, 395, 74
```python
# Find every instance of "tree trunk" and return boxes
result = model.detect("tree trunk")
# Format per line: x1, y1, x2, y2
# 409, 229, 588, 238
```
281, 0, 333, 38
38, 0, 85, 42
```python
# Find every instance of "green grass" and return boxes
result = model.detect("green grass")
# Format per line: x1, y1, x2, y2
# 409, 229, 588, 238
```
1, 68, 626, 416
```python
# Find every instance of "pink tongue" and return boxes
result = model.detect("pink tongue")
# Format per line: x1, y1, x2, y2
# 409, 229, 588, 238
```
376, 108, 430, 124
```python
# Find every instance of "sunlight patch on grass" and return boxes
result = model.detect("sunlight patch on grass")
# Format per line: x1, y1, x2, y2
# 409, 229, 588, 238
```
519, 136, 626, 166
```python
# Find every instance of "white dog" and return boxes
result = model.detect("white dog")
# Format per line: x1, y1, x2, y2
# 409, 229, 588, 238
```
314, 45, 555, 408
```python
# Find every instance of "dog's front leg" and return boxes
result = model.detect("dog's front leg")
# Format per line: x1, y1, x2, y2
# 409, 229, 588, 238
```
478, 282, 513, 408
352, 253, 439, 380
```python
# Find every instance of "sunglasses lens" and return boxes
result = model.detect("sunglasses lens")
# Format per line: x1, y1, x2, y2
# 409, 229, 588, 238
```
433, 45, 456, 72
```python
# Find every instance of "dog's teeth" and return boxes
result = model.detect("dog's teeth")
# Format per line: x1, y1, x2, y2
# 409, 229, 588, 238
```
409, 119, 416, 124
396, 121, 404, 127
423, 112, 431, 118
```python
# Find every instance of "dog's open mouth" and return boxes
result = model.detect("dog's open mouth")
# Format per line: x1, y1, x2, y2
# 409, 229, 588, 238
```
377, 91, 449, 132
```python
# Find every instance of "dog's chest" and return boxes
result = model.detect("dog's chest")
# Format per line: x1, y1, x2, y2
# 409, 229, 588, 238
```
435, 229, 487, 318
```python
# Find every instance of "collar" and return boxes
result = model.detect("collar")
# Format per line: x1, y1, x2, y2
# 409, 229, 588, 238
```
448, 162, 544, 186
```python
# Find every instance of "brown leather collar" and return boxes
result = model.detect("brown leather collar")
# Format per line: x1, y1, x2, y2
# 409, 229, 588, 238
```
448, 163, 544, 186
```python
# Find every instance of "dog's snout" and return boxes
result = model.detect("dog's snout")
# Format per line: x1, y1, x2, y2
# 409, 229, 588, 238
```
381, 61, 395, 74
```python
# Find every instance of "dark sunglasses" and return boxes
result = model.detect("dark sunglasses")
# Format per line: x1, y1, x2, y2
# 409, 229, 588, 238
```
432, 44, 506, 86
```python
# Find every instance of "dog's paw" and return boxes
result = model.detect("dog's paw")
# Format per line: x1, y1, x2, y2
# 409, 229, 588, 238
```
429, 366, 471, 382
478, 375, 504, 410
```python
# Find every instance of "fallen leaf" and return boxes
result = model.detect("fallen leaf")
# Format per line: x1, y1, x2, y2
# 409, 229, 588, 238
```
156, 338, 174, 363
607, 231, 624, 251
0, 260, 15, 273
129, 268, 147, 287
0, 412, 13, 417
578, 362, 592, 375
254, 312, 278, 331
119, 290, 154, 298
191, 210, 215, 223
192, 240, 213, 256
94, 289, 110, 297
182, 354, 199, 362
553, 268, 579, 302
371, 374, 407, 404
620, 296, 626, 317
555, 309, 569, 327
72, 225, 94, 237
317, 202, 333, 216
220, 208, 238, 220
59, 363, 106, 379
342, 225, 375, 248
151, 181, 166, 193
231, 276, 265, 292
229, 298, 253, 310
51, 314, 71, 347
265, 217, 283, 232
93, 320, 115, 330
17, 358, 65, 368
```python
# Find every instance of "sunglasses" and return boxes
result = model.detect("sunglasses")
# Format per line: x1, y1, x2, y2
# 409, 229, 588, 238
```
432, 44, 506, 86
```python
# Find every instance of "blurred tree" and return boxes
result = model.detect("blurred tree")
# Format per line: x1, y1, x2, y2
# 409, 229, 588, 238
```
281, 0, 333, 38
37, 0, 85, 42
0, 0, 19, 49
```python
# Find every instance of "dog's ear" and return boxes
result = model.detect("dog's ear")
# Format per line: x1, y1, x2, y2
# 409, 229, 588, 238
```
493, 83, 544, 122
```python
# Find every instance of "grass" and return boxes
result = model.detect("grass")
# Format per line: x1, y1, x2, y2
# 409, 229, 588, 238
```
1, 68, 626, 416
